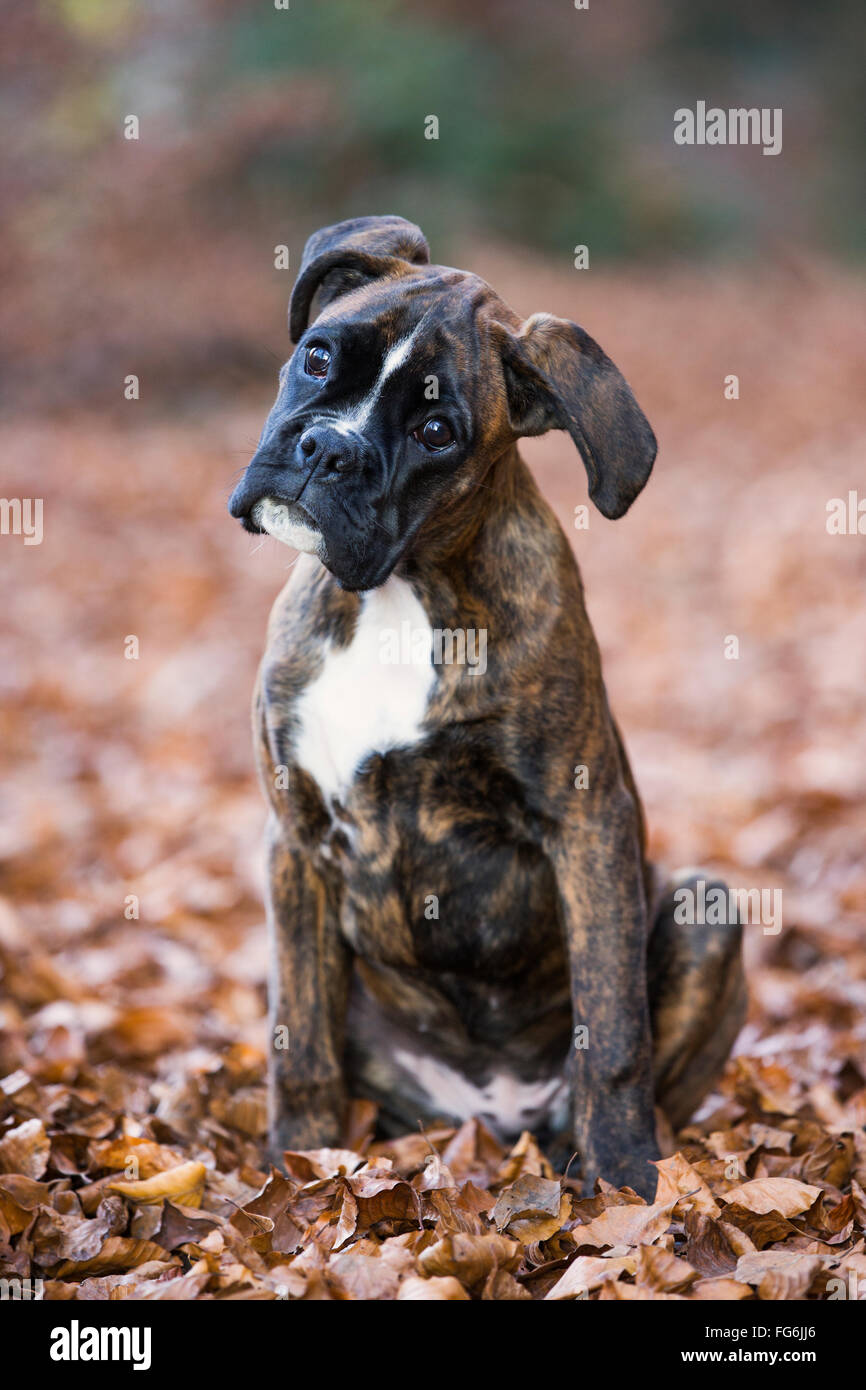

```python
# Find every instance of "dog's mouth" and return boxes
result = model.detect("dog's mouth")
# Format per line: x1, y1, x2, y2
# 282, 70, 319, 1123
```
251, 497, 324, 556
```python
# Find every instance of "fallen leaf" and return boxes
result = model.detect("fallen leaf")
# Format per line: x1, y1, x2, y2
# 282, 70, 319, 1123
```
721, 1177, 823, 1218
398, 1275, 470, 1300
89, 1136, 186, 1178
690, 1277, 752, 1300
108, 1160, 207, 1208
0, 1119, 50, 1178
683, 1210, 741, 1277
53, 1237, 172, 1279
154, 1201, 220, 1251
735, 1249, 825, 1299
280, 1149, 366, 1183
653, 1152, 720, 1217
635, 1244, 698, 1294
418, 1232, 520, 1289
329, 1251, 401, 1300
492, 1173, 570, 1244
546, 1254, 635, 1300
572, 1200, 677, 1251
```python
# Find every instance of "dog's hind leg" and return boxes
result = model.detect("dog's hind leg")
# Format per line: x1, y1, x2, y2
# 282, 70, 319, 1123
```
648, 871, 747, 1131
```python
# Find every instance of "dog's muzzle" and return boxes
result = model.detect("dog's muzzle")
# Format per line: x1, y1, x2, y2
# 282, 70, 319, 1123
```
249, 497, 324, 555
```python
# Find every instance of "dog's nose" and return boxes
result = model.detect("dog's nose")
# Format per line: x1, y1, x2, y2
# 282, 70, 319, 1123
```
228, 446, 279, 519
228, 475, 256, 519
297, 424, 357, 475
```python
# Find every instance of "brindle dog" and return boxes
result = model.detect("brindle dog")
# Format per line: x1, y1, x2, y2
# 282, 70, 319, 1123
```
229, 216, 746, 1197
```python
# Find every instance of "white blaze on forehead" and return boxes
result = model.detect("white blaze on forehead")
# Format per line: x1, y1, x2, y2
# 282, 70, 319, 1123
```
331, 325, 421, 435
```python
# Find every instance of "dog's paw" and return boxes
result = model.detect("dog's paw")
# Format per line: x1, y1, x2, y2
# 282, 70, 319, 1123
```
264, 1107, 344, 1170
557, 1141, 659, 1201
593, 1148, 659, 1202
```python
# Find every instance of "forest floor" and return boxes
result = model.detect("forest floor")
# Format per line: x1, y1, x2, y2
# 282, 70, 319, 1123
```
1, 252, 865, 1299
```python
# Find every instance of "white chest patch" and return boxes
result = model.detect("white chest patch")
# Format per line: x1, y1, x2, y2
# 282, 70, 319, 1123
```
294, 576, 436, 801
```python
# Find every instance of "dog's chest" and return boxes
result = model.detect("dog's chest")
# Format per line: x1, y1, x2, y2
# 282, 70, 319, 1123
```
294, 576, 436, 802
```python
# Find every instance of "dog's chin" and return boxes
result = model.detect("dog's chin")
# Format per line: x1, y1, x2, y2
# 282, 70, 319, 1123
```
252, 497, 324, 557
250, 496, 400, 591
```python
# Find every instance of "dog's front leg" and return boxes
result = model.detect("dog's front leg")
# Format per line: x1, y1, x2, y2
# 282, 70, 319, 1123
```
265, 815, 352, 1159
550, 792, 659, 1200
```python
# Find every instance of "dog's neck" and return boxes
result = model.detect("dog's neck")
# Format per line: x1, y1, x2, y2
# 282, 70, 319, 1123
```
290, 443, 568, 645
399, 443, 539, 580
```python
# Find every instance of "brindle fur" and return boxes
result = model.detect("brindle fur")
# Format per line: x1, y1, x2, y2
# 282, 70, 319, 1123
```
233, 217, 746, 1197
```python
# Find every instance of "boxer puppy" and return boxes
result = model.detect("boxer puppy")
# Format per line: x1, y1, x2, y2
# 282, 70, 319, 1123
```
229, 216, 746, 1197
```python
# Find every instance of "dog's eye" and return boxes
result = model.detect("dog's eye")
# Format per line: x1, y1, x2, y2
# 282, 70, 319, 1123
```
415, 417, 453, 451
305, 345, 331, 378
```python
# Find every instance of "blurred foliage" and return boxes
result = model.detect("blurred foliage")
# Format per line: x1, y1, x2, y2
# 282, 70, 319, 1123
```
212, 0, 864, 260
0, 0, 863, 409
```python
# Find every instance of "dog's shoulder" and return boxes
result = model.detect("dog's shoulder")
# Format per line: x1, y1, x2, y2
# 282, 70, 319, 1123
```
256, 555, 353, 728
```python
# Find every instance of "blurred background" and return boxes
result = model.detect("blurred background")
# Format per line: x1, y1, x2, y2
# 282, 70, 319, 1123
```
1, 0, 865, 1225
1, 0, 864, 410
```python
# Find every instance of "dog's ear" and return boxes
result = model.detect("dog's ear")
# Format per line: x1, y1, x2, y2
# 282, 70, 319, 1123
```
497, 312, 657, 519
289, 216, 430, 343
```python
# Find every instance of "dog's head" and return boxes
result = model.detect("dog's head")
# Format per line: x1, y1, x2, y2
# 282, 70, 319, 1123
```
229, 216, 656, 591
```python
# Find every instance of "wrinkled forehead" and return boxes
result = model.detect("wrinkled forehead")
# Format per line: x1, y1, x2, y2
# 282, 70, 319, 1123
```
310, 265, 509, 370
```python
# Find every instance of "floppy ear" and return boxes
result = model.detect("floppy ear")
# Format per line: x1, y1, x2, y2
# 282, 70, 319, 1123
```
289, 215, 430, 343
498, 312, 657, 519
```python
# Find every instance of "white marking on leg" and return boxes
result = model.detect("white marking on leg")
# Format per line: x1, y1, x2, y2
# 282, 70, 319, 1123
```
394, 1049, 567, 1133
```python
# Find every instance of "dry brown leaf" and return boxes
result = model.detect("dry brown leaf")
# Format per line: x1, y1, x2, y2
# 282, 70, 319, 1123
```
497, 1129, 555, 1183
721, 1177, 823, 1218
599, 1281, 686, 1301
721, 1204, 802, 1248
572, 1200, 677, 1251
332, 1186, 359, 1249
53, 1237, 173, 1279
0, 1118, 50, 1178
683, 1210, 741, 1277
234, 1170, 304, 1254
418, 1232, 520, 1289
329, 1251, 402, 1300
757, 1256, 824, 1300
280, 1148, 366, 1183
107, 1160, 207, 1208
412, 1153, 456, 1192
635, 1244, 698, 1294
369, 1129, 454, 1175
440, 1119, 504, 1185
482, 1267, 532, 1300
210, 1088, 267, 1138
344, 1170, 421, 1232
735, 1249, 825, 1298
653, 1152, 720, 1217
690, 1277, 752, 1300
101, 1007, 192, 1059
0, 1174, 53, 1234
546, 1254, 635, 1300
398, 1275, 470, 1300
89, 1135, 186, 1179
127, 1268, 213, 1300
76, 1260, 182, 1299
154, 1201, 221, 1251
492, 1173, 570, 1244
426, 1185, 489, 1235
